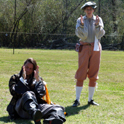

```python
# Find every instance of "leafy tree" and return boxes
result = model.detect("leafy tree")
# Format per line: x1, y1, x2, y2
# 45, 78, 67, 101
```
0, 0, 124, 48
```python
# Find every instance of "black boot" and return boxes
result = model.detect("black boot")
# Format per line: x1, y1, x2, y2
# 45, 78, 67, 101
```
23, 100, 42, 124
43, 119, 63, 124
43, 110, 65, 124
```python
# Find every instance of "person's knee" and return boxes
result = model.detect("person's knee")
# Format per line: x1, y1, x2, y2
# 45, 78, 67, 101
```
89, 79, 97, 87
21, 91, 38, 107
76, 79, 84, 86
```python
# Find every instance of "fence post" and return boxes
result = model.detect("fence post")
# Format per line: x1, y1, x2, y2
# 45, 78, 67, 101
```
121, 34, 124, 50
13, 0, 17, 54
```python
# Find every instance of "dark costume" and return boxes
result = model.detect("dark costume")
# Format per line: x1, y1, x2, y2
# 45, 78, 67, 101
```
7, 71, 66, 124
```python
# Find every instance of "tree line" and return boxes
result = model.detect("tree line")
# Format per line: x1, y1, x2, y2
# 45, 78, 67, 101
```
0, 0, 124, 50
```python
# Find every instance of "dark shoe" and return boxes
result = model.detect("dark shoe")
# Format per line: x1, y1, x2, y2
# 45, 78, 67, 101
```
72, 100, 80, 107
33, 109, 42, 120
43, 119, 63, 124
88, 100, 99, 106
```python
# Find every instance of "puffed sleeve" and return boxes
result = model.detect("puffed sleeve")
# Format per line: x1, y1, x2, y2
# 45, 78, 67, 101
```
95, 17, 105, 39
75, 17, 88, 41
9, 74, 21, 97
34, 80, 46, 99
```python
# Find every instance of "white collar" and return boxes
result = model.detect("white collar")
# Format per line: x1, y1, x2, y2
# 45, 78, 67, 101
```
84, 15, 96, 20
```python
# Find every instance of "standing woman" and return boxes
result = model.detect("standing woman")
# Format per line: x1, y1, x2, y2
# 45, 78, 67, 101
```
72, 1, 105, 107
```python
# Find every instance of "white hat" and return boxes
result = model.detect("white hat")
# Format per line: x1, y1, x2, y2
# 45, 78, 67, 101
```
81, 1, 97, 10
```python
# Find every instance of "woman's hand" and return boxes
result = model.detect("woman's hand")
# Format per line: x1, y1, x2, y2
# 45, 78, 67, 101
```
34, 66, 40, 82
22, 66, 26, 79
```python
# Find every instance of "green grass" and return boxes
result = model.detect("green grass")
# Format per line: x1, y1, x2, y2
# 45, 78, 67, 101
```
0, 48, 124, 124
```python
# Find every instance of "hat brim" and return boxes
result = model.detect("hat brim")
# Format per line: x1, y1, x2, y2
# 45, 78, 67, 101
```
81, 5, 97, 10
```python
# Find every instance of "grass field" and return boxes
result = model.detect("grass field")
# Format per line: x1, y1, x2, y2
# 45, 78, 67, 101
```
0, 48, 124, 124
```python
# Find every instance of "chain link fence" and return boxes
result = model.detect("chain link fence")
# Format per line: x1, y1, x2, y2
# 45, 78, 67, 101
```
0, 32, 124, 50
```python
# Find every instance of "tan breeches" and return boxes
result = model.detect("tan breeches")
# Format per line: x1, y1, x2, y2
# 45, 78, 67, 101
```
75, 42, 102, 87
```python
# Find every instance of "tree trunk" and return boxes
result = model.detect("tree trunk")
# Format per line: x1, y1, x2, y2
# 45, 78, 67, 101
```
11, 0, 32, 49
42, 0, 84, 45
112, 0, 117, 32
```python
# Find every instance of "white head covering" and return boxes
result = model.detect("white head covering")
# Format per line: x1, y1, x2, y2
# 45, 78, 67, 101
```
81, 1, 97, 10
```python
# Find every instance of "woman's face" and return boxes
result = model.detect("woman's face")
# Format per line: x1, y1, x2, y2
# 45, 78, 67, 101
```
24, 62, 34, 76
84, 6, 94, 18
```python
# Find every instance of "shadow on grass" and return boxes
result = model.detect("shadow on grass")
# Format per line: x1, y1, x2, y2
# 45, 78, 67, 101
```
65, 104, 90, 116
0, 116, 33, 124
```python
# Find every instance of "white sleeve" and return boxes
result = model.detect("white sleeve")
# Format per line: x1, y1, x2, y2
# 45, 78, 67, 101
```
95, 17, 105, 39
75, 17, 88, 41
19, 77, 28, 85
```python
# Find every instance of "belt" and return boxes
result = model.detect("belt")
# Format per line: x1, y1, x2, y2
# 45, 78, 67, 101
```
81, 43, 91, 46
80, 41, 92, 46
85, 43, 91, 46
